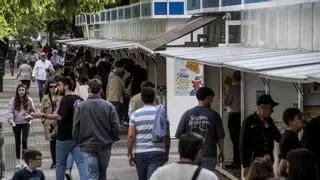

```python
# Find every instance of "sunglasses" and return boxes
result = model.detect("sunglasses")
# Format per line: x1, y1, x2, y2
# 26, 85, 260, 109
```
49, 85, 57, 88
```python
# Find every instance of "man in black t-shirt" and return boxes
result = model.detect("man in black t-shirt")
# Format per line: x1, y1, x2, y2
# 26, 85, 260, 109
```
176, 87, 225, 171
277, 108, 306, 176
31, 77, 87, 180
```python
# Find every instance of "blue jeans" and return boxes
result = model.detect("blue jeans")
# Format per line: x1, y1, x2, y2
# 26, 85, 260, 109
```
56, 140, 87, 180
37, 80, 46, 102
134, 151, 166, 180
67, 153, 74, 170
201, 157, 217, 172
82, 147, 112, 180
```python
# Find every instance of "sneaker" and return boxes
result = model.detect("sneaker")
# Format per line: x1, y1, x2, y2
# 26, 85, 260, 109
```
15, 159, 21, 169
65, 169, 72, 180
123, 121, 129, 127
50, 163, 56, 169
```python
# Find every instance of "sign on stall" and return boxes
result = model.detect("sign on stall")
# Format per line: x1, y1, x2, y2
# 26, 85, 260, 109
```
175, 59, 204, 96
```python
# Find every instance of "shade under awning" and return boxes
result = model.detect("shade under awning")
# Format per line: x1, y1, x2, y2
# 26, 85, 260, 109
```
55, 38, 86, 43
141, 15, 221, 51
157, 46, 320, 83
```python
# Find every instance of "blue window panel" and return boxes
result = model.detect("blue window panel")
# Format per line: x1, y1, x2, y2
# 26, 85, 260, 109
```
111, 10, 117, 20
86, 15, 91, 24
95, 14, 99, 22
119, 9, 124, 19
100, 12, 106, 21
90, 15, 95, 23
222, 0, 241, 6
245, 0, 271, 3
125, 8, 131, 19
203, 0, 219, 8
142, 3, 151, 16
154, 2, 167, 15
132, 5, 140, 18
187, 0, 200, 11
169, 2, 184, 15
106, 12, 110, 21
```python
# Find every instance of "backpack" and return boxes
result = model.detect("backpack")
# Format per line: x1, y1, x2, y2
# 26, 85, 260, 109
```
152, 105, 167, 143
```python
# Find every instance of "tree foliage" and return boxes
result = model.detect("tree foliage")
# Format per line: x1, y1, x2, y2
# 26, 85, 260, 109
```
0, 0, 111, 41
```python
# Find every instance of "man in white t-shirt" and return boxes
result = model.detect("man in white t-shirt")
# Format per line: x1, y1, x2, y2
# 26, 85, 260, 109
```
150, 132, 219, 180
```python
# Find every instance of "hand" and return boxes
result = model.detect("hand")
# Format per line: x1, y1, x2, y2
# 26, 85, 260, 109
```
218, 152, 225, 163
9, 120, 16, 127
128, 155, 135, 166
25, 114, 33, 122
30, 112, 44, 119
244, 167, 249, 177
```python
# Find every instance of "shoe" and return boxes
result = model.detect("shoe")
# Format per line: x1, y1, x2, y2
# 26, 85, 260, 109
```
225, 162, 241, 169
65, 169, 72, 180
123, 121, 129, 127
50, 163, 56, 169
19, 159, 26, 168
15, 159, 21, 169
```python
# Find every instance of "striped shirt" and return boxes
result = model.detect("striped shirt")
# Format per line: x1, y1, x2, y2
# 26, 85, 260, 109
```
130, 105, 165, 154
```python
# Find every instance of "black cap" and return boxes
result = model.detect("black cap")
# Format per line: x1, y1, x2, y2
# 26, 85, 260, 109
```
257, 94, 279, 107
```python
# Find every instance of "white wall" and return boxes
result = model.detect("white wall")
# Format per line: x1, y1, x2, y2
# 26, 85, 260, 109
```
244, 73, 298, 131
166, 57, 198, 136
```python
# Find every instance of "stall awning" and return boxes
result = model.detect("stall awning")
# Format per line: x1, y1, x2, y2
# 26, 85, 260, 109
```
87, 40, 139, 50
157, 46, 320, 83
55, 38, 86, 43
141, 15, 221, 51
66, 39, 107, 46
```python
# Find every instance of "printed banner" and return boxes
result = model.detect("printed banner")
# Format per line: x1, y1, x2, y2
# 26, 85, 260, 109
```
175, 59, 204, 96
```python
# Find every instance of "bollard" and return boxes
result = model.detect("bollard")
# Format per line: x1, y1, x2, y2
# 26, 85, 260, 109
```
0, 122, 5, 178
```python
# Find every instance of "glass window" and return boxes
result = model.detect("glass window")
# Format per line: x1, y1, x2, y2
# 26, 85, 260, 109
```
187, 0, 200, 11
221, 0, 241, 6
203, 0, 219, 8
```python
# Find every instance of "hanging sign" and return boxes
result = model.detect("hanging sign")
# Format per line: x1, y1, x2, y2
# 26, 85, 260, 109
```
175, 59, 204, 96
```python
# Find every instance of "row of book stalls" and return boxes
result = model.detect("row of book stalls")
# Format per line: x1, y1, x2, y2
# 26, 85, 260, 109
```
57, 1, 320, 179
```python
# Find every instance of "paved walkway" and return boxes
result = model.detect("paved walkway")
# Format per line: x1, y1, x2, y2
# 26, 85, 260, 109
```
0, 69, 234, 179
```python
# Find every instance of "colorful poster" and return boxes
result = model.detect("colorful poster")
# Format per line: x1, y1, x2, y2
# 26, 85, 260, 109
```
175, 59, 204, 96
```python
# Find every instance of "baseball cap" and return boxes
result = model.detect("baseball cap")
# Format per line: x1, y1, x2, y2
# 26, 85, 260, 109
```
257, 94, 279, 107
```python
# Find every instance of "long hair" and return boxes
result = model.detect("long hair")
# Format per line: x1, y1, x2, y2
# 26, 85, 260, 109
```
287, 148, 319, 180
246, 155, 274, 180
14, 84, 30, 111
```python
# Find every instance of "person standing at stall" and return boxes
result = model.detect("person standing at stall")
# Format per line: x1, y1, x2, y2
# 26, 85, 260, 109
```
224, 71, 241, 169
240, 94, 281, 175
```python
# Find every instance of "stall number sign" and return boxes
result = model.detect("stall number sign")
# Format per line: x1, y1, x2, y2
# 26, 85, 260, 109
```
175, 59, 204, 96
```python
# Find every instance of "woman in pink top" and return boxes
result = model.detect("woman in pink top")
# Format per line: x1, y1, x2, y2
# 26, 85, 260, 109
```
7, 84, 35, 168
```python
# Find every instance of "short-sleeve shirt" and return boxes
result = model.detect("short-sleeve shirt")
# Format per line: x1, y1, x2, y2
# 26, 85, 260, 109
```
129, 105, 165, 154
57, 94, 83, 141
279, 130, 302, 159
12, 167, 45, 180
175, 106, 225, 158
149, 163, 219, 180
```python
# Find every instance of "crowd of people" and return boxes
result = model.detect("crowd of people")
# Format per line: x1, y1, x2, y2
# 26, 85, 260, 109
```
5, 43, 320, 180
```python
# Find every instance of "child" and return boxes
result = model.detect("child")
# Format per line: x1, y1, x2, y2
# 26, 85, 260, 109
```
12, 150, 45, 180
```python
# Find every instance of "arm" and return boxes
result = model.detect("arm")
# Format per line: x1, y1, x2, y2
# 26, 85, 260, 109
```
32, 62, 37, 78
214, 113, 226, 162
28, 97, 36, 113
7, 98, 15, 124
277, 159, 288, 176
127, 124, 136, 166
175, 112, 188, 138
110, 105, 120, 141
73, 105, 81, 144
271, 120, 281, 143
165, 120, 171, 155
240, 119, 253, 168
49, 61, 55, 72
16, 66, 21, 80
224, 87, 232, 106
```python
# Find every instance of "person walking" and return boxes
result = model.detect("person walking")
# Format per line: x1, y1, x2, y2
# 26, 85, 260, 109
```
40, 80, 58, 169
175, 87, 225, 171
73, 78, 120, 180
31, 77, 87, 180
17, 58, 33, 89
240, 94, 281, 176
32, 52, 54, 102
128, 87, 170, 180
150, 132, 219, 180
7, 84, 36, 168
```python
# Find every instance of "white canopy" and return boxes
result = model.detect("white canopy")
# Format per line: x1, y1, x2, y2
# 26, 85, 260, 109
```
157, 46, 320, 83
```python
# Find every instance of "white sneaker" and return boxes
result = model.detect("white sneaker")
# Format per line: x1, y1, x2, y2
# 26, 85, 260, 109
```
15, 159, 21, 169
19, 159, 26, 168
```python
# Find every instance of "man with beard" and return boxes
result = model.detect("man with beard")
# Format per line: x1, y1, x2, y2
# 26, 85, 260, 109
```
175, 87, 225, 171
31, 77, 87, 180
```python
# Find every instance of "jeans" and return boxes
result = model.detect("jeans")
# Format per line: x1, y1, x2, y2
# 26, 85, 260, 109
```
67, 153, 74, 170
110, 101, 124, 124
56, 140, 87, 180
228, 113, 241, 164
201, 157, 217, 172
134, 151, 166, 180
82, 147, 112, 180
20, 80, 30, 89
37, 80, 46, 102
13, 124, 30, 159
